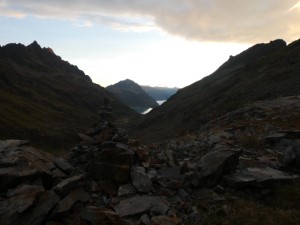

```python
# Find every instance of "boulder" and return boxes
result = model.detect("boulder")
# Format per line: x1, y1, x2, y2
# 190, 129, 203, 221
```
157, 167, 184, 189
131, 166, 152, 193
0, 144, 56, 191
53, 158, 74, 174
0, 190, 60, 225
192, 149, 240, 187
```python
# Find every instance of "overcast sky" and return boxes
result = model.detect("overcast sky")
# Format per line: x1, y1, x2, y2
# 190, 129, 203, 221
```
1, 0, 299, 87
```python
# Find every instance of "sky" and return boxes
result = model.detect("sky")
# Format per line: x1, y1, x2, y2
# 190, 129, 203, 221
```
0, 1, 300, 88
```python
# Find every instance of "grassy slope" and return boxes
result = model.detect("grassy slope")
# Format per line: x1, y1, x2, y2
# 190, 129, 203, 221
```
0, 43, 137, 153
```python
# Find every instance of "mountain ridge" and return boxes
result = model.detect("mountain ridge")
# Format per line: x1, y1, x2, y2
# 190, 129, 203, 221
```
0, 41, 137, 151
141, 85, 179, 101
129, 39, 300, 142
106, 79, 159, 111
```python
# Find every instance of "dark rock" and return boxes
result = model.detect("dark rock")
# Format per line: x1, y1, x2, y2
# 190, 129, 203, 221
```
118, 183, 136, 197
196, 188, 224, 204
151, 215, 182, 225
0, 139, 29, 149
83, 206, 128, 225
135, 147, 149, 161
165, 149, 176, 167
6, 184, 44, 197
0, 189, 41, 224
281, 141, 300, 171
138, 214, 151, 225
95, 127, 114, 143
0, 145, 55, 191
93, 162, 130, 183
131, 166, 152, 193
20, 190, 60, 225
54, 174, 85, 196
114, 196, 170, 217
264, 133, 288, 144
95, 148, 133, 165
157, 167, 184, 189
78, 133, 97, 145
101, 141, 117, 148
150, 197, 170, 216
98, 181, 119, 196
1, 190, 60, 225
147, 169, 157, 181
192, 149, 241, 187
52, 188, 90, 217
177, 188, 190, 199
53, 158, 74, 174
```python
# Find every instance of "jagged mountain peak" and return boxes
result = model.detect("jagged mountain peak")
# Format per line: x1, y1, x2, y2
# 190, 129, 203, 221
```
218, 39, 287, 72
28, 40, 41, 49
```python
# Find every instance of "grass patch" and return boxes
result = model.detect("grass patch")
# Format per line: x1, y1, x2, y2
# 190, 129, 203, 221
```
188, 184, 300, 225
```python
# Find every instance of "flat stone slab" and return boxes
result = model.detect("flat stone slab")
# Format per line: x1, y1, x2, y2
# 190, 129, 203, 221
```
224, 167, 300, 188
114, 196, 170, 217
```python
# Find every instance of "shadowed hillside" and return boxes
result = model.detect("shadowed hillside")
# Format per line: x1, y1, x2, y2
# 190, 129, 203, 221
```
129, 39, 300, 142
0, 41, 137, 152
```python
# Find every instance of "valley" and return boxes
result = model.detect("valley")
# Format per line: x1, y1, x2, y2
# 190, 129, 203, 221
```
0, 39, 300, 225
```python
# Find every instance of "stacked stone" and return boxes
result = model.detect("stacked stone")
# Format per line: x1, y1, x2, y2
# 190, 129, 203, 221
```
68, 105, 134, 194
0, 140, 90, 225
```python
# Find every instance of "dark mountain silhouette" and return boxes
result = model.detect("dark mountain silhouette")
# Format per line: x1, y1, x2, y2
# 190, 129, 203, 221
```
141, 86, 179, 101
129, 39, 300, 142
0, 41, 137, 151
106, 79, 159, 111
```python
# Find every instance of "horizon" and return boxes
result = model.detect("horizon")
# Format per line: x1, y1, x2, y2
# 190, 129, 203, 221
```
1, 1, 300, 88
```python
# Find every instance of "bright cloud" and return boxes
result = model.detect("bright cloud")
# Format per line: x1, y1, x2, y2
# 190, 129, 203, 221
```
0, 0, 299, 43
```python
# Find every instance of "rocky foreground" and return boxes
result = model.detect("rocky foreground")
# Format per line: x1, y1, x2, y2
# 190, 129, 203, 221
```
1, 96, 300, 225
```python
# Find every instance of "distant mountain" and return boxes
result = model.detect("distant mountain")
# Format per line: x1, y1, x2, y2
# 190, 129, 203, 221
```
129, 39, 300, 142
106, 79, 159, 111
141, 86, 179, 101
0, 41, 137, 151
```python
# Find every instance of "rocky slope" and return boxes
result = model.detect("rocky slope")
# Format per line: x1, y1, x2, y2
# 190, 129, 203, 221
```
141, 86, 179, 101
1, 96, 300, 225
106, 79, 159, 111
130, 39, 300, 142
0, 41, 137, 151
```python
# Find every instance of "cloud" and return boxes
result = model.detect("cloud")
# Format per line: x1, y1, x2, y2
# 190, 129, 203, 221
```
0, 0, 300, 43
